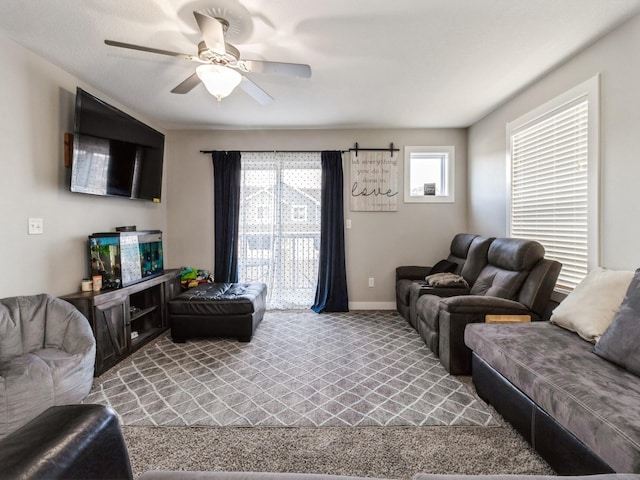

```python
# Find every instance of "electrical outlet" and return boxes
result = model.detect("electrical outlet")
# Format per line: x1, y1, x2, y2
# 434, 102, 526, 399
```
368, 277, 374, 288
28, 217, 44, 235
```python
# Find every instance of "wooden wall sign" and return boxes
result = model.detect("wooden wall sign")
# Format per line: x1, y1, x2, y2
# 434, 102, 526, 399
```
349, 150, 399, 211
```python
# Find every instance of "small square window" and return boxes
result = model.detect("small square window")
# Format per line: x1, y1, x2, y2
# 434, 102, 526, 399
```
404, 146, 455, 203
252, 204, 272, 224
292, 205, 307, 222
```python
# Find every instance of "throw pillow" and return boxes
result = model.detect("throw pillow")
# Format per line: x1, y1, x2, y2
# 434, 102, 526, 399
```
430, 259, 458, 274
550, 267, 634, 343
424, 272, 469, 288
593, 268, 640, 375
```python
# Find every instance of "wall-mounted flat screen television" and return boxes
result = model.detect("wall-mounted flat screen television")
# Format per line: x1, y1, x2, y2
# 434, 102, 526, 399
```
70, 87, 165, 202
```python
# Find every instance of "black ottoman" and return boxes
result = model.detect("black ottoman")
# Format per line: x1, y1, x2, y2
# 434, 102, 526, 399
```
168, 282, 267, 343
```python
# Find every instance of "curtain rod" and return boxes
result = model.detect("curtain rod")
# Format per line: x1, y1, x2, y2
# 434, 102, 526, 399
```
350, 142, 398, 157
200, 149, 346, 154
201, 142, 399, 156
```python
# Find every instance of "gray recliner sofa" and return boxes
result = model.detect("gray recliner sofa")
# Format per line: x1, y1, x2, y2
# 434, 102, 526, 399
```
396, 233, 493, 326
408, 235, 494, 334
0, 294, 96, 437
415, 238, 561, 374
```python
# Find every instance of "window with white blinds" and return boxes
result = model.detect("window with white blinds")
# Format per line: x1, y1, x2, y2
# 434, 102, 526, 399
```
508, 76, 599, 291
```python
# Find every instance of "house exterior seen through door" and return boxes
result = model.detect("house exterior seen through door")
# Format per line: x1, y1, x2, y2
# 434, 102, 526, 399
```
238, 152, 321, 309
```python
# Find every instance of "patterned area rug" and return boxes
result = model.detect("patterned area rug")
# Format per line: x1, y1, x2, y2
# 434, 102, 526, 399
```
87, 310, 498, 427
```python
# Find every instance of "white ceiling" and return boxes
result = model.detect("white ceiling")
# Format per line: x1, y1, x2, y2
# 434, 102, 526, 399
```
1, 0, 639, 130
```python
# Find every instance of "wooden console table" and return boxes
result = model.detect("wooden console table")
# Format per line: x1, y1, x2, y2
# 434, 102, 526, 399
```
485, 314, 531, 323
62, 269, 181, 376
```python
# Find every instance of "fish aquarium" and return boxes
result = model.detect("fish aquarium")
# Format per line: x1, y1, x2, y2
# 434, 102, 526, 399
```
89, 230, 163, 289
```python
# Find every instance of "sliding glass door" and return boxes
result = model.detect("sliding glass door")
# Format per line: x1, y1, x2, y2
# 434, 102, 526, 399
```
238, 152, 321, 309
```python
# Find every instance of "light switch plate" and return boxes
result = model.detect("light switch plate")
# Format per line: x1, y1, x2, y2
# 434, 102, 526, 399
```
28, 217, 44, 235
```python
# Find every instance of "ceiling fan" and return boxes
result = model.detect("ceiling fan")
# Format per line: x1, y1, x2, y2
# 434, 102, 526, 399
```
104, 11, 311, 104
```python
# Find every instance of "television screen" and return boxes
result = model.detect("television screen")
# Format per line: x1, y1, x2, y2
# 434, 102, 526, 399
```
70, 88, 164, 202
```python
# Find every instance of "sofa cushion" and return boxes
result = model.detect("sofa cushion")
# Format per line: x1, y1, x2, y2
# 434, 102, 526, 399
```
465, 321, 640, 472
0, 296, 48, 358
551, 267, 634, 343
0, 353, 54, 436
449, 233, 478, 259
467, 238, 543, 299
594, 268, 640, 375
459, 236, 493, 285
36, 348, 93, 403
396, 279, 416, 307
486, 238, 545, 272
470, 266, 527, 299
416, 294, 442, 332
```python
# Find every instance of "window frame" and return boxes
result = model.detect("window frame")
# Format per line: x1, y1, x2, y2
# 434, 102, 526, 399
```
403, 146, 455, 203
506, 75, 600, 291
253, 204, 271, 225
291, 205, 308, 222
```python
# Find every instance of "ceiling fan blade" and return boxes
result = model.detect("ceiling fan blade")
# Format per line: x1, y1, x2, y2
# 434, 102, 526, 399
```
105, 40, 198, 61
239, 76, 274, 105
241, 60, 312, 79
193, 12, 226, 56
170, 73, 201, 94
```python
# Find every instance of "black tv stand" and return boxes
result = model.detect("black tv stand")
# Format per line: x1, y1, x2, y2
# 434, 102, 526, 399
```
61, 269, 181, 376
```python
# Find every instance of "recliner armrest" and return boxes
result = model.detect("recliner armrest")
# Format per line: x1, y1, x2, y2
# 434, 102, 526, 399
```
437, 296, 533, 374
396, 265, 433, 282
440, 295, 531, 315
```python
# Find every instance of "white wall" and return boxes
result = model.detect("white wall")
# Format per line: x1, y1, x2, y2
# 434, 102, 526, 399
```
165, 128, 468, 309
0, 28, 466, 307
468, 14, 640, 270
6, 9, 638, 304
0, 33, 168, 298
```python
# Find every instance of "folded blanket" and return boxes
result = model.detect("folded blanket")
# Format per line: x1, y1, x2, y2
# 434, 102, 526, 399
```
424, 272, 469, 288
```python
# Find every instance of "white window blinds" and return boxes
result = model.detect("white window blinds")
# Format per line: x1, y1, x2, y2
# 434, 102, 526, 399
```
510, 98, 590, 291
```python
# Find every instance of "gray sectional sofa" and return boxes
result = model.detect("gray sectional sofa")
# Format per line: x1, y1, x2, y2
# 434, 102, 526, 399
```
465, 268, 640, 474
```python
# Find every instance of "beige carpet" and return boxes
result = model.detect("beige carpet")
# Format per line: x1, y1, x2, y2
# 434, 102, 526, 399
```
88, 311, 498, 428
111, 311, 552, 478
123, 424, 554, 479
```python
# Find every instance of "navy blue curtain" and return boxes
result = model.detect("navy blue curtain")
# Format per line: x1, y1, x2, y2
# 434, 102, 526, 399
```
212, 151, 241, 283
312, 151, 349, 312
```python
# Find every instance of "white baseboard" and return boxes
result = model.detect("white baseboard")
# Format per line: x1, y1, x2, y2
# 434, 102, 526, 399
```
348, 301, 397, 311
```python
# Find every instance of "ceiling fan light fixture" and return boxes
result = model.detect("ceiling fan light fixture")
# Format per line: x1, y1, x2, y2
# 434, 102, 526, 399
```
196, 64, 242, 100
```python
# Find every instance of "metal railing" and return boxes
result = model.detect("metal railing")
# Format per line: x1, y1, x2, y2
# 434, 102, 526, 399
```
238, 232, 320, 308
